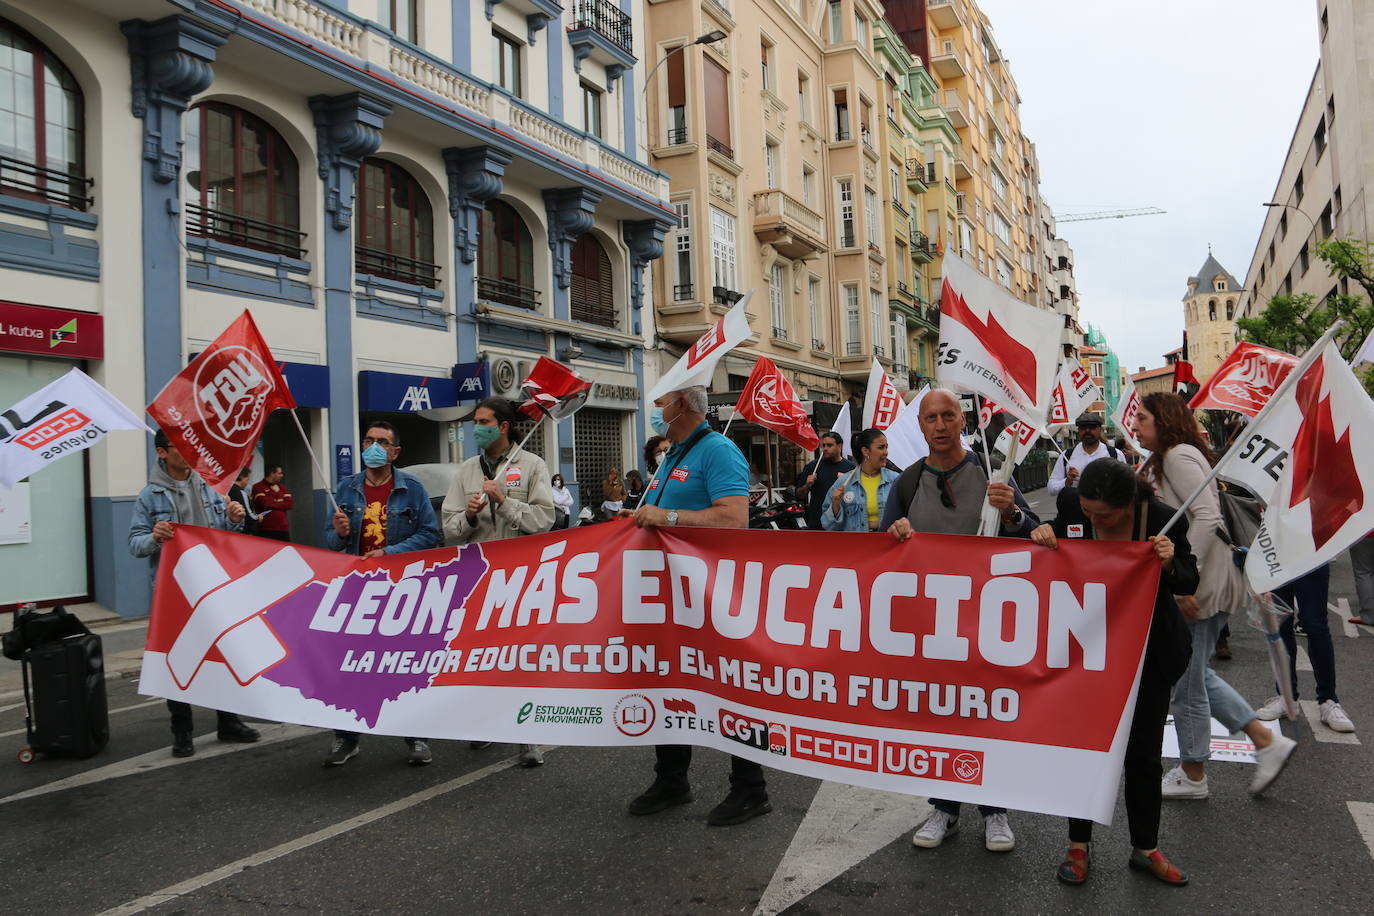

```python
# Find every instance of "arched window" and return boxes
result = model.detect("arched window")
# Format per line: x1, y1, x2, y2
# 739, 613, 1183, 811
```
356, 158, 436, 287
1208, 299, 1217, 321
185, 102, 302, 257
570, 234, 615, 327
0, 21, 88, 209
477, 199, 538, 309
1226, 299, 1234, 320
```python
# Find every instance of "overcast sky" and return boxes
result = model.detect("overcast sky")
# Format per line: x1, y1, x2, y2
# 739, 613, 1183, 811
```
976, 0, 1319, 373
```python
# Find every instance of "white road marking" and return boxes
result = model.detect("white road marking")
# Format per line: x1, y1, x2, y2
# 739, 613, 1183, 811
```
1329, 600, 1359, 638
1349, 802, 1374, 864
94, 749, 556, 916
1296, 644, 1313, 672
0, 699, 163, 740
753, 781, 929, 916
0, 701, 24, 715
1298, 700, 1361, 745
0, 723, 317, 805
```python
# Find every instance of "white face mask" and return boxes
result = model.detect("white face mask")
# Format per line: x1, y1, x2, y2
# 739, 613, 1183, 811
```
654, 452, 667, 468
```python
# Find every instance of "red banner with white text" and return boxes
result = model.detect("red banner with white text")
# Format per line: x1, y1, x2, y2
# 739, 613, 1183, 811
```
142, 521, 1159, 822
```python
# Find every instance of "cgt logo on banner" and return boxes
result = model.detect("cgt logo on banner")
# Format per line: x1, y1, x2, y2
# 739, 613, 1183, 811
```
143, 520, 1161, 823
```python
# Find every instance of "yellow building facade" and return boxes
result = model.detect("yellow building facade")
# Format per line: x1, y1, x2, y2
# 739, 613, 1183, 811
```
1183, 252, 1243, 383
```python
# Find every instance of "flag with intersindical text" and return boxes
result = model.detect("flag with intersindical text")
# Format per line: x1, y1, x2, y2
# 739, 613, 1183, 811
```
1210, 341, 1374, 591
936, 255, 1063, 430
147, 311, 296, 495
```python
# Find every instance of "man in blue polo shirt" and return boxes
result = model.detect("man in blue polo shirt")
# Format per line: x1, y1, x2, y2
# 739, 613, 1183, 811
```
628, 384, 765, 826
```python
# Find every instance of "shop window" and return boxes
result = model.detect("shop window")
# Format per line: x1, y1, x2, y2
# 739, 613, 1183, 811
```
570, 233, 615, 327
185, 102, 302, 257
0, 20, 89, 210
478, 199, 538, 309
356, 157, 436, 287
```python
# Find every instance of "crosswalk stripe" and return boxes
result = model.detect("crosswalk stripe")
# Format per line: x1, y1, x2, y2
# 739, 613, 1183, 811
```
1348, 802, 1374, 864
1298, 700, 1361, 745
94, 748, 556, 916
0, 699, 162, 740
1329, 600, 1359, 638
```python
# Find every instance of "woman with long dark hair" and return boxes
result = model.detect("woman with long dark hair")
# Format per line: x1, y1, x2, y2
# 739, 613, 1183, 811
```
1031, 458, 1195, 885
821, 429, 898, 531
1136, 393, 1296, 799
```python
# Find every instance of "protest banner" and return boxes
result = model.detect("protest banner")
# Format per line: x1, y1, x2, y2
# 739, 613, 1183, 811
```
142, 521, 1160, 823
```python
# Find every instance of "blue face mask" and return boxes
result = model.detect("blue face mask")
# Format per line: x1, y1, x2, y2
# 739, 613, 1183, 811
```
472, 424, 501, 449
649, 407, 671, 437
361, 443, 389, 469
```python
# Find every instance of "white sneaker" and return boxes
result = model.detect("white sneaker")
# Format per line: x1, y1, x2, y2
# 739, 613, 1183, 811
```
1255, 695, 1291, 721
1250, 733, 1298, 795
911, 809, 958, 848
1161, 765, 1209, 799
983, 812, 1015, 852
517, 743, 545, 767
1319, 699, 1356, 733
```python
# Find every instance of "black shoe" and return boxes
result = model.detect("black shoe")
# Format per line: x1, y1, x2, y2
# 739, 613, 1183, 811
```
468, 740, 494, 750
1214, 638, 1232, 661
706, 788, 772, 826
172, 731, 195, 758
324, 737, 360, 767
628, 779, 693, 816
217, 719, 261, 743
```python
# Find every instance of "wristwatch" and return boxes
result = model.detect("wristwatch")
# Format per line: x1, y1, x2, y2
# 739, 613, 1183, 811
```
666, 510, 680, 526
1002, 507, 1024, 527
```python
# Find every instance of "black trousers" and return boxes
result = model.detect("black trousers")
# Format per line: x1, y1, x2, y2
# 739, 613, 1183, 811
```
1068, 668, 1172, 849
654, 744, 766, 793
167, 700, 243, 734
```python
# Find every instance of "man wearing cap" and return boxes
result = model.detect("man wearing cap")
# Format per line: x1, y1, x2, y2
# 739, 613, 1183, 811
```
1048, 413, 1125, 496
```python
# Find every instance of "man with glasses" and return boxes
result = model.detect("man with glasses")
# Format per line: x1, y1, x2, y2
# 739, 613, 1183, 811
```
323, 420, 441, 767
878, 388, 1038, 854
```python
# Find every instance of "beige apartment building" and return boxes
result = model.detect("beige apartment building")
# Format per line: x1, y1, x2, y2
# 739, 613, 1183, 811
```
1241, 1, 1371, 327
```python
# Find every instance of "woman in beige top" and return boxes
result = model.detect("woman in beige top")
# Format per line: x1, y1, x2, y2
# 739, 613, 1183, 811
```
1137, 393, 1296, 799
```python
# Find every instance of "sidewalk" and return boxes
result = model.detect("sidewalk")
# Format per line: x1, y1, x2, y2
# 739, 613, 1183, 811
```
0, 604, 148, 698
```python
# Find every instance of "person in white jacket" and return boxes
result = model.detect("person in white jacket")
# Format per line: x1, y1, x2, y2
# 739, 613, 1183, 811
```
1047, 413, 1124, 496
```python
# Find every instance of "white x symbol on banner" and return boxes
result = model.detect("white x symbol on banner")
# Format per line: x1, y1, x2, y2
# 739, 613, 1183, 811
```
165, 544, 314, 689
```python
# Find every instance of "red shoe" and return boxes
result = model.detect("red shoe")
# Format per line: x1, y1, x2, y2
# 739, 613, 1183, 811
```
1129, 849, 1188, 886
1056, 846, 1090, 885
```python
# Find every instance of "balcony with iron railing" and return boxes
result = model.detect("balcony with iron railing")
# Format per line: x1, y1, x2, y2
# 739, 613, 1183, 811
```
355, 244, 440, 288
185, 204, 307, 259
706, 134, 734, 159
673, 282, 695, 301
666, 125, 689, 145
567, 0, 635, 72
571, 296, 617, 328
771, 326, 789, 341
0, 156, 93, 211
911, 230, 934, 263
752, 189, 827, 259
812, 338, 828, 353
905, 158, 928, 192
478, 275, 541, 310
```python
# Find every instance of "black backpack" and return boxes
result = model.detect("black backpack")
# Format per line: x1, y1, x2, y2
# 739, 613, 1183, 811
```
1065, 442, 1120, 464
2, 604, 89, 661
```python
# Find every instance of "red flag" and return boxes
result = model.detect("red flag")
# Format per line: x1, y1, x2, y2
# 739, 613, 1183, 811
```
1171, 359, 1200, 393
735, 357, 820, 450
147, 310, 295, 494
516, 356, 592, 420
1189, 342, 1299, 417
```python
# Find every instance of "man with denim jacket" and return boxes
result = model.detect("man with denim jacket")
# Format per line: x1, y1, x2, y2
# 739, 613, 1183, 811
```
129, 429, 259, 758
323, 420, 441, 767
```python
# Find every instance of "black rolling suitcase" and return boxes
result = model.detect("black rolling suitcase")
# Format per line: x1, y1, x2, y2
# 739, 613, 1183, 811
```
2, 604, 110, 763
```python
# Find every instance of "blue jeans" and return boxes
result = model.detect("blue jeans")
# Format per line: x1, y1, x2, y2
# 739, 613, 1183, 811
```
1273, 564, 1339, 704
1170, 613, 1257, 762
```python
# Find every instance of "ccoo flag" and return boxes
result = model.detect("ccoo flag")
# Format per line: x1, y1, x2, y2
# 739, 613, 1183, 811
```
147, 310, 296, 495
937, 255, 1062, 429
0, 369, 151, 489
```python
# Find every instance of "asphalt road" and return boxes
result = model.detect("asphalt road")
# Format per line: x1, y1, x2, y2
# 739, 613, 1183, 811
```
3, 496, 1373, 915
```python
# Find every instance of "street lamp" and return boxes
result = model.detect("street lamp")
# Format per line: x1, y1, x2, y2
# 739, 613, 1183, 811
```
1262, 200, 1316, 236
641, 30, 728, 143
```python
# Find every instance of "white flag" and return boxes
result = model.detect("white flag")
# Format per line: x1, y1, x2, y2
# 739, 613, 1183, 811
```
1352, 326, 1374, 368
0, 369, 152, 488
829, 401, 854, 458
1047, 363, 1103, 429
1111, 377, 1144, 454
1244, 341, 1374, 591
885, 386, 931, 470
647, 292, 753, 401
937, 255, 1062, 429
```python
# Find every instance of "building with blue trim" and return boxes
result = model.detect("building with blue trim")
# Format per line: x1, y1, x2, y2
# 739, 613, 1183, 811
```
0, 0, 672, 618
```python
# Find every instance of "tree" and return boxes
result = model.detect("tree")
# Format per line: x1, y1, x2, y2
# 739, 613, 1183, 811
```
1237, 236, 1374, 396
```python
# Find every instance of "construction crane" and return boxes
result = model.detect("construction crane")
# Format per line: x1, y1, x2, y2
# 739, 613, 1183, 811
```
1057, 207, 1166, 223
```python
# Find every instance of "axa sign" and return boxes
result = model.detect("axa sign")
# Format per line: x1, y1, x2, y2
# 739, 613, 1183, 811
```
358, 370, 460, 413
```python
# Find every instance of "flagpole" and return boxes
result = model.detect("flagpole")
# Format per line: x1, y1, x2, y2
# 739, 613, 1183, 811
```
286, 408, 339, 514
1156, 321, 1346, 540
474, 411, 550, 510
972, 392, 996, 479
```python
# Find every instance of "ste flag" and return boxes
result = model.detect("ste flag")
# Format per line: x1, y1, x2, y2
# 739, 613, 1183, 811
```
1047, 363, 1102, 429
1211, 341, 1374, 591
735, 357, 819, 450
0, 369, 151, 488
937, 255, 1061, 429
647, 293, 753, 401
1111, 377, 1144, 453
517, 357, 591, 421
147, 310, 295, 495
1190, 342, 1299, 418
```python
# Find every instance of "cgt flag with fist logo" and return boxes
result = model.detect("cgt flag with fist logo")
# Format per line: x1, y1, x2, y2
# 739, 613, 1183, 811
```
147, 310, 295, 495
735, 357, 819, 450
